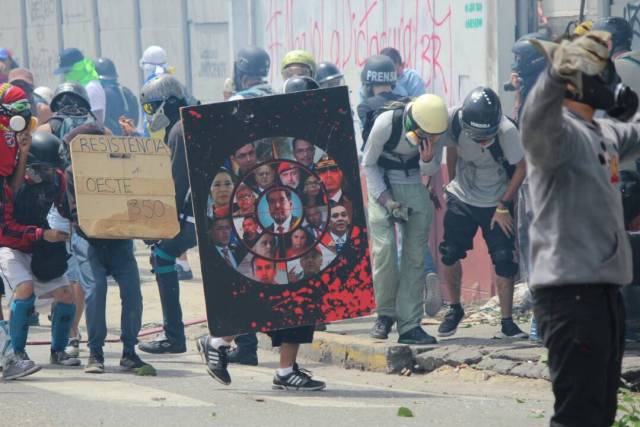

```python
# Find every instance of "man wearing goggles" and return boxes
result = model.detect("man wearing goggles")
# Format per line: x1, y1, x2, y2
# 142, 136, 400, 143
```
437, 87, 527, 341
362, 93, 447, 345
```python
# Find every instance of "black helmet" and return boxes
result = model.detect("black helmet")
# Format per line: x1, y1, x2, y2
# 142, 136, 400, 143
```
28, 131, 63, 167
512, 32, 549, 78
460, 87, 502, 141
50, 82, 91, 112
592, 17, 633, 55
94, 57, 118, 80
235, 47, 270, 77
361, 55, 397, 86
315, 62, 344, 88
282, 76, 320, 93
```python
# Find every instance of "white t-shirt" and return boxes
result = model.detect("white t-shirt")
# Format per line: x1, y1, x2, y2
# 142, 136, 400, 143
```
443, 111, 524, 207
85, 80, 106, 123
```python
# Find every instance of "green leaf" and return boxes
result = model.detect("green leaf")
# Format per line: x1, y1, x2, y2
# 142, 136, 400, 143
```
397, 407, 414, 417
134, 364, 157, 376
515, 398, 526, 404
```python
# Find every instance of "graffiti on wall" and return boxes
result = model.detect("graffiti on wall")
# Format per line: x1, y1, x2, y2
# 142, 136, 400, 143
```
625, 2, 640, 46
263, 0, 454, 103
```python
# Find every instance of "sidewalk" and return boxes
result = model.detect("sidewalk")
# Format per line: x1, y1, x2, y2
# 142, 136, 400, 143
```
16, 242, 640, 389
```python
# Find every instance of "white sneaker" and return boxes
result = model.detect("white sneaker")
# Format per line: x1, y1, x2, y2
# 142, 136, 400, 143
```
424, 272, 443, 317
66, 333, 81, 358
2, 355, 41, 380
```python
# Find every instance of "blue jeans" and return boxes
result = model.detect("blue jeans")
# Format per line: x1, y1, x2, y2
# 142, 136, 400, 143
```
424, 245, 437, 274
72, 234, 142, 356
153, 222, 197, 345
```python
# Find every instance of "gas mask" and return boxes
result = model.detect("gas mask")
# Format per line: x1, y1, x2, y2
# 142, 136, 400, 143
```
144, 100, 171, 133
0, 99, 33, 132
26, 164, 55, 184
566, 60, 639, 121
403, 107, 442, 147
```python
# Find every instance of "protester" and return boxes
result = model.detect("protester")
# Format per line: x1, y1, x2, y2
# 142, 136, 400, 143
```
197, 59, 326, 391
94, 57, 139, 136
54, 48, 106, 123
136, 74, 195, 355
280, 49, 316, 80
592, 17, 632, 59
380, 47, 426, 97
204, 46, 274, 367
507, 32, 549, 342
363, 93, 448, 344
436, 87, 527, 340
0, 131, 81, 372
64, 123, 151, 373
315, 62, 345, 88
140, 45, 172, 83
0, 48, 19, 83
0, 82, 47, 379
522, 31, 640, 426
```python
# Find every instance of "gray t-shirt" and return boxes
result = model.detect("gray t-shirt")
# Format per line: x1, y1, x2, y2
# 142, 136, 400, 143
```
443, 110, 524, 207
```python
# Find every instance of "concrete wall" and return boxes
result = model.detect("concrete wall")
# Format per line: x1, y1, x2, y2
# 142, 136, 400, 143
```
240, 0, 515, 107
0, 0, 232, 104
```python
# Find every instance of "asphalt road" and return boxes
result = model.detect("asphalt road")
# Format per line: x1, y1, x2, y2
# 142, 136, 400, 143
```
2, 339, 553, 427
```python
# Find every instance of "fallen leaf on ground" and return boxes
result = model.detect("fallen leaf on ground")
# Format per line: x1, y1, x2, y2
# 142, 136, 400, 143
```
397, 407, 414, 417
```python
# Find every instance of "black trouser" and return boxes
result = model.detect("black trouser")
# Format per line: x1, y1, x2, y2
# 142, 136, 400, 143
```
533, 285, 625, 427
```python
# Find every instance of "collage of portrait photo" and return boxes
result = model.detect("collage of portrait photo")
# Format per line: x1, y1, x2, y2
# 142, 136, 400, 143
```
206, 137, 354, 286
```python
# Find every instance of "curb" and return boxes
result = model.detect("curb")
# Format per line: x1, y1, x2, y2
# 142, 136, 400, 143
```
257, 332, 414, 373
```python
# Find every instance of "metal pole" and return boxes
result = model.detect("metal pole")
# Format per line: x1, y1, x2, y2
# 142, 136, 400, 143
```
133, 0, 144, 90
56, 0, 64, 83
91, 0, 102, 58
181, 0, 193, 95
579, 0, 586, 23
20, 0, 29, 68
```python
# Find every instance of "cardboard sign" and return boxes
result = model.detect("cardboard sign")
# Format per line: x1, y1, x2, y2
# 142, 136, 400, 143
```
182, 86, 374, 337
69, 134, 180, 240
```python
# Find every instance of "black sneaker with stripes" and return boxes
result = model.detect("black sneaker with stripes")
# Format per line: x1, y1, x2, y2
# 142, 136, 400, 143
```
272, 365, 326, 391
196, 336, 231, 385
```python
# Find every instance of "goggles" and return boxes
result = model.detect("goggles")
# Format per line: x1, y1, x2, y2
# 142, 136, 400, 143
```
142, 100, 163, 115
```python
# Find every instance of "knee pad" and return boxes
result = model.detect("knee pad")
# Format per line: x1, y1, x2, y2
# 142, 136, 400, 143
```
9, 294, 35, 353
491, 247, 519, 278
439, 242, 466, 266
151, 246, 176, 275
50, 301, 76, 352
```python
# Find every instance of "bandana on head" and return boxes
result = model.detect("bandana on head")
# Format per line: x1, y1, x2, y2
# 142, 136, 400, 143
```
64, 59, 99, 86
0, 83, 27, 176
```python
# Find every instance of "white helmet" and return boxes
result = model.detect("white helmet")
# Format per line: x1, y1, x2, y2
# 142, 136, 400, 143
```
140, 45, 168, 78
408, 94, 449, 135
33, 86, 54, 104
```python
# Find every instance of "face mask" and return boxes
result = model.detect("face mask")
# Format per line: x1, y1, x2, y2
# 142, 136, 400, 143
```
148, 100, 170, 132
567, 59, 639, 121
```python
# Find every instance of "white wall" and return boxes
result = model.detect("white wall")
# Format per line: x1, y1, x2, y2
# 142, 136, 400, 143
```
243, 0, 515, 108
0, 0, 232, 104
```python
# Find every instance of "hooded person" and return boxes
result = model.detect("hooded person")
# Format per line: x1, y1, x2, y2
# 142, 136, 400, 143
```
54, 48, 106, 124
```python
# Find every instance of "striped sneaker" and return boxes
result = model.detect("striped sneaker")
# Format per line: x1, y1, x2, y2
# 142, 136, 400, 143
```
272, 365, 326, 391
196, 336, 231, 385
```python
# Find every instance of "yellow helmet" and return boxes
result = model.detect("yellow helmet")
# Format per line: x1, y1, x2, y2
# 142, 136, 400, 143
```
407, 94, 448, 135
281, 49, 316, 78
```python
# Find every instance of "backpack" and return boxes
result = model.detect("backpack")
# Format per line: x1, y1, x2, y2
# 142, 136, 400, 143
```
361, 96, 412, 152
49, 113, 97, 166
450, 108, 518, 180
